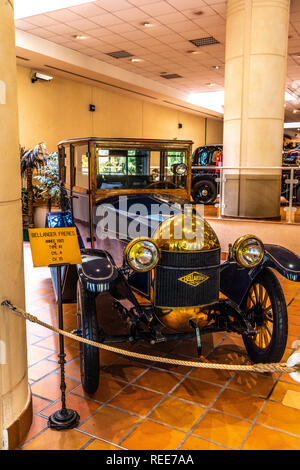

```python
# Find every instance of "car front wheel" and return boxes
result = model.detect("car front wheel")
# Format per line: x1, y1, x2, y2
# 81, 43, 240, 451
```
77, 281, 100, 394
192, 179, 217, 204
242, 268, 288, 363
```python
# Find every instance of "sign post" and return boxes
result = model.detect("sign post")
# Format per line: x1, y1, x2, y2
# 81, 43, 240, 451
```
29, 227, 82, 430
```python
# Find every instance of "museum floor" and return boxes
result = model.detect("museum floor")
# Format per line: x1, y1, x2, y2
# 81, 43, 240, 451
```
20, 243, 300, 451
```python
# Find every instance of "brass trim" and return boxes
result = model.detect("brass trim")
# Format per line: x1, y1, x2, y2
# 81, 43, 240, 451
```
233, 234, 265, 268
124, 237, 160, 272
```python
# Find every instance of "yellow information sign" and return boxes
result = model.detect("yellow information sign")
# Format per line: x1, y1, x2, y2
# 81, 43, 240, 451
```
29, 227, 82, 267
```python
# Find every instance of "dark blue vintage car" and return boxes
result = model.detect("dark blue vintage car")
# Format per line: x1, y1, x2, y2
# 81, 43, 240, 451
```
48, 137, 300, 394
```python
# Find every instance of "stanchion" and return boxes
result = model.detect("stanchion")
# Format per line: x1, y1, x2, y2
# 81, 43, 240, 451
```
47, 264, 79, 430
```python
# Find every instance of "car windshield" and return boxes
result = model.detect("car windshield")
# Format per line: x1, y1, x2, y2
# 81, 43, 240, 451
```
95, 147, 187, 190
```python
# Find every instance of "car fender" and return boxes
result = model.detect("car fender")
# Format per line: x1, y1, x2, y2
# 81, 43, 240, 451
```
220, 244, 300, 306
77, 249, 119, 294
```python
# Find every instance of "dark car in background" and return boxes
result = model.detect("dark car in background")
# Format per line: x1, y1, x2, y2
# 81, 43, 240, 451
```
191, 145, 222, 204
192, 144, 300, 205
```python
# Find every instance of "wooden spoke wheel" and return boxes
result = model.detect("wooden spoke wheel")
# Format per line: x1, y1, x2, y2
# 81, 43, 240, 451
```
242, 268, 288, 363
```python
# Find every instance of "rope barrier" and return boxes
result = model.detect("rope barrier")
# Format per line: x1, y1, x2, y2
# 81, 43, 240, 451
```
1, 300, 300, 375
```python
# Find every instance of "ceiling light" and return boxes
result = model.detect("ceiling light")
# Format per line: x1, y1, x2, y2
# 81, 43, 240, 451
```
293, 109, 298, 114
142, 22, 153, 27
285, 91, 297, 101
14, 0, 96, 19
207, 83, 215, 87
73, 34, 87, 40
130, 58, 143, 63
187, 50, 200, 55
284, 122, 300, 129
212, 65, 220, 70
188, 91, 224, 114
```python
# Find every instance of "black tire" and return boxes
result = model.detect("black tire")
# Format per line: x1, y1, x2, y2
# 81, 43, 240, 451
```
242, 268, 288, 363
77, 281, 100, 394
296, 186, 300, 203
192, 179, 217, 204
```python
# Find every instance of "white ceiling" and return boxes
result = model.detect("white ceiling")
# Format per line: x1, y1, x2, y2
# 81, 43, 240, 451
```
14, 0, 300, 123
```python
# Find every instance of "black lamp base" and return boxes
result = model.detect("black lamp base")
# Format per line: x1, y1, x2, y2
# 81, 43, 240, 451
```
48, 408, 80, 430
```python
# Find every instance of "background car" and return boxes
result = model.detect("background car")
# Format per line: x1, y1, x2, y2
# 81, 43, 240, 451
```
191, 145, 222, 204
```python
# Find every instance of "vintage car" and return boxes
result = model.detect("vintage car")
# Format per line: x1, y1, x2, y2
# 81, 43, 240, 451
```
47, 137, 300, 394
191, 145, 223, 204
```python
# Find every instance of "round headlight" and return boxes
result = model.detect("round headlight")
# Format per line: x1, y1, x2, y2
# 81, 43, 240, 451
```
171, 163, 187, 176
233, 235, 264, 268
125, 238, 159, 272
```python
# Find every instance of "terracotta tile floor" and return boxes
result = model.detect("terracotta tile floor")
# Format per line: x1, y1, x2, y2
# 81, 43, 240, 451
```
21, 243, 300, 450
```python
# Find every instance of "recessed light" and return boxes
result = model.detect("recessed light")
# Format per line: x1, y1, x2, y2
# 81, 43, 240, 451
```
73, 34, 87, 40
187, 50, 199, 55
293, 109, 298, 113
207, 83, 215, 87
142, 22, 153, 27
130, 58, 143, 63
212, 65, 220, 70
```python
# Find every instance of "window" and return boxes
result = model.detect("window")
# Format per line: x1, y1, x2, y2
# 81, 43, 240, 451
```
96, 147, 187, 190
74, 144, 89, 189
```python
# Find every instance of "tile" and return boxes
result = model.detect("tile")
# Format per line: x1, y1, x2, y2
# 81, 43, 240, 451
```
28, 359, 58, 381
102, 361, 147, 382
190, 366, 233, 386
79, 406, 141, 443
243, 424, 300, 450
23, 428, 90, 450
228, 372, 276, 398
122, 420, 185, 450
31, 373, 79, 401
193, 410, 252, 449
149, 397, 205, 432
212, 389, 264, 420
109, 385, 162, 417
282, 389, 300, 410
73, 377, 125, 403
41, 393, 101, 422
270, 380, 300, 402
65, 358, 81, 381
85, 439, 121, 450
22, 415, 48, 445
27, 345, 54, 365
134, 369, 181, 393
47, 345, 80, 363
257, 401, 300, 435
171, 378, 222, 407
180, 435, 228, 450
32, 395, 52, 414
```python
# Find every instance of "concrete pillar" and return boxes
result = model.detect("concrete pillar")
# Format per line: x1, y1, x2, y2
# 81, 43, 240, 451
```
223, 0, 290, 218
0, 0, 31, 449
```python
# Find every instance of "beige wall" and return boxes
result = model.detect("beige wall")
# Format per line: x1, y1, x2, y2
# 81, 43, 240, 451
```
16, 65, 223, 153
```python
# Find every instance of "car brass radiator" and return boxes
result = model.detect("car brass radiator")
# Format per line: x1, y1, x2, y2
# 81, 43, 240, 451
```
154, 249, 220, 308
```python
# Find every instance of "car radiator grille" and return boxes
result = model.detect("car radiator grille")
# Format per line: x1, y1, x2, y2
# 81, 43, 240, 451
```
154, 249, 220, 308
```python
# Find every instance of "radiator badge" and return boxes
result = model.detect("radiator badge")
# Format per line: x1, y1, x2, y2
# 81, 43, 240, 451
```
178, 271, 210, 287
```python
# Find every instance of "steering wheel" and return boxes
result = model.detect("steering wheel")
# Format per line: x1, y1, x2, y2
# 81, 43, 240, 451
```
145, 180, 177, 189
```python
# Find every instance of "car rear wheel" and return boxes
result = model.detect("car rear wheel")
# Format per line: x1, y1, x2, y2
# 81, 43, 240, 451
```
77, 281, 100, 394
192, 179, 217, 204
242, 268, 288, 363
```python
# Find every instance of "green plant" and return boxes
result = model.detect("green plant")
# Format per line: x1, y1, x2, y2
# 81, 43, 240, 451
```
20, 143, 48, 227
35, 152, 60, 212
21, 185, 44, 216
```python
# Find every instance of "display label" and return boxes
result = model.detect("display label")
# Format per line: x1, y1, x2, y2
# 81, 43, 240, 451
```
29, 227, 82, 267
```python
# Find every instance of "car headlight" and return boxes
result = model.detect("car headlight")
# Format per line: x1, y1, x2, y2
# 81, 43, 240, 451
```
233, 235, 264, 268
171, 163, 187, 176
125, 238, 160, 272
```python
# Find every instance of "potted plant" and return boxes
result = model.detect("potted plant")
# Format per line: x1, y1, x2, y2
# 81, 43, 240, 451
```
34, 152, 61, 226
20, 143, 48, 229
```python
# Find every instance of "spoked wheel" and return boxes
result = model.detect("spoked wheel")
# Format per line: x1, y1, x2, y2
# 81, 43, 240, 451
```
192, 180, 217, 204
242, 268, 288, 363
77, 281, 100, 394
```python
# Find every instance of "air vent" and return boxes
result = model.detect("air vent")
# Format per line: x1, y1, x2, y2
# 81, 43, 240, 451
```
160, 73, 183, 80
16, 55, 30, 61
189, 36, 220, 47
106, 50, 134, 59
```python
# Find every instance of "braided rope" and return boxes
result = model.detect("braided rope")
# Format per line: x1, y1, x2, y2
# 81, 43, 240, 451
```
2, 300, 299, 374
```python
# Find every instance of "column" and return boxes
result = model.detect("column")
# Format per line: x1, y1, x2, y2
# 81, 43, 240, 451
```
223, 0, 290, 218
0, 0, 31, 448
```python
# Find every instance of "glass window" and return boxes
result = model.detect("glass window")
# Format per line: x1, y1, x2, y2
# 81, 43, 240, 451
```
65, 146, 70, 185
95, 147, 187, 190
74, 144, 89, 189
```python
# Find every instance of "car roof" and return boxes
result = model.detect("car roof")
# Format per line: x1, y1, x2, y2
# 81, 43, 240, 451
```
58, 137, 194, 146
